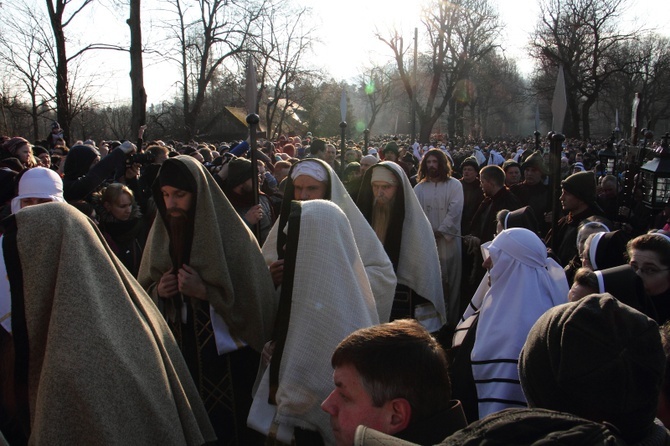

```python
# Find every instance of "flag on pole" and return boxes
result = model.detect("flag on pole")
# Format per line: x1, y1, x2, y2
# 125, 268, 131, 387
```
551, 65, 567, 133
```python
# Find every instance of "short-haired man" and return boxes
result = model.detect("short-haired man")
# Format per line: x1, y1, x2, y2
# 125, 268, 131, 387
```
321, 319, 467, 446
356, 162, 446, 332
466, 165, 521, 246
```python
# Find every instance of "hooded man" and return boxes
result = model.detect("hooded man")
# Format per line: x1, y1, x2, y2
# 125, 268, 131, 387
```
223, 157, 275, 245
248, 200, 379, 445
356, 161, 446, 332
263, 158, 396, 323
0, 202, 215, 445
138, 155, 276, 445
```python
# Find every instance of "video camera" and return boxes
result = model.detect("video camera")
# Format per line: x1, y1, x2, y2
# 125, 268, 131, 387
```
126, 151, 156, 167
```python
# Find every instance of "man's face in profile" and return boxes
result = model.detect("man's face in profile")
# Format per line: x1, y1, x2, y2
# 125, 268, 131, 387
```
321, 364, 394, 446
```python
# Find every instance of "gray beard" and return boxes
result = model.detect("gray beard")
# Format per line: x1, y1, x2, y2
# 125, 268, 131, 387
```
372, 198, 394, 244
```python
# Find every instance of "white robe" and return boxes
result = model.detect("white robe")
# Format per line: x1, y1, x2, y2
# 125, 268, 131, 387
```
414, 177, 464, 326
262, 159, 396, 323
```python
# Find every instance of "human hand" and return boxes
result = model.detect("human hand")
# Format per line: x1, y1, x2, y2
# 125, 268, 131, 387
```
245, 204, 263, 225
261, 341, 275, 366
125, 163, 141, 180
269, 259, 284, 288
157, 269, 178, 299
178, 264, 207, 300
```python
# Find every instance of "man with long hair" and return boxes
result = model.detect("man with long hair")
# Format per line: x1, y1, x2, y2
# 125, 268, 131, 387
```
414, 149, 464, 327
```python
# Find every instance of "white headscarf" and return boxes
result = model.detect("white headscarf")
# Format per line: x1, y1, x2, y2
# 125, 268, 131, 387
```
471, 228, 568, 418
11, 167, 65, 214
250, 200, 379, 443
263, 159, 396, 322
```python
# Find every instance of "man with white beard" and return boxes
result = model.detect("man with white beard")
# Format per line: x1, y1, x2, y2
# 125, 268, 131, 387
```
356, 161, 446, 333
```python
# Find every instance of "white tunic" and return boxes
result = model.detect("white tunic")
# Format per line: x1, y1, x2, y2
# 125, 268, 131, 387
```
414, 177, 464, 326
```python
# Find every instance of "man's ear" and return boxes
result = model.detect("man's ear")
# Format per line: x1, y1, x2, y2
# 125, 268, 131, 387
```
387, 398, 412, 434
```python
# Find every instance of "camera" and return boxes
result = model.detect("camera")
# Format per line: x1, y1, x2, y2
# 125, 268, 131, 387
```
126, 151, 156, 166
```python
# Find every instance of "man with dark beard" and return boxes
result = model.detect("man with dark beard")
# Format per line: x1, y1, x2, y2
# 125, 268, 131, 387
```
413, 149, 464, 327
223, 157, 275, 245
356, 161, 446, 333
138, 156, 276, 446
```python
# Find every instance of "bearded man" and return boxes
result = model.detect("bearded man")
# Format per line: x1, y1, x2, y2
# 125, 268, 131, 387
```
263, 158, 396, 323
138, 155, 275, 446
223, 157, 275, 245
413, 149, 464, 327
356, 161, 446, 333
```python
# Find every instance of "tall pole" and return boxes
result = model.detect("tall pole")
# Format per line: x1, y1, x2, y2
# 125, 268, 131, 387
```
340, 89, 347, 177
246, 56, 260, 240
550, 65, 567, 250
364, 128, 370, 155
411, 27, 418, 144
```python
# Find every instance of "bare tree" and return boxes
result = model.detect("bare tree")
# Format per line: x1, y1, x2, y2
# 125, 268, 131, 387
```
128, 0, 146, 139
378, 0, 501, 142
530, 0, 637, 138
161, 0, 266, 139
248, 2, 316, 139
356, 64, 395, 133
0, 2, 55, 140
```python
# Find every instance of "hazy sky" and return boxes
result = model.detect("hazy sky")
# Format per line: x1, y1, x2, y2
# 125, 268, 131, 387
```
22, 0, 670, 107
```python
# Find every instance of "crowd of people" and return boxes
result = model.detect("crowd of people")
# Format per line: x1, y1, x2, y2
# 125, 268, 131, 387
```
1, 124, 670, 445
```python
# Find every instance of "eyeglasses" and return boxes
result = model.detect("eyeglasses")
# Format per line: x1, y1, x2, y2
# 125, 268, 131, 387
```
629, 264, 670, 276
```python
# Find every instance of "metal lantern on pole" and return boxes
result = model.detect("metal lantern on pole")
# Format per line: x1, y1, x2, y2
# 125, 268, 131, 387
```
598, 132, 617, 176
640, 133, 670, 210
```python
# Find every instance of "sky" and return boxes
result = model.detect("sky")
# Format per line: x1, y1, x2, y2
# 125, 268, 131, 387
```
14, 0, 670, 107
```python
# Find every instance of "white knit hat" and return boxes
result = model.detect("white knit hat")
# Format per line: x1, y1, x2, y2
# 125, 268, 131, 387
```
11, 167, 65, 214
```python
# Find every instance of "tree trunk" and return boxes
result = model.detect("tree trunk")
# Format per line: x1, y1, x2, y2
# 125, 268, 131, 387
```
47, 1, 71, 144
128, 0, 146, 141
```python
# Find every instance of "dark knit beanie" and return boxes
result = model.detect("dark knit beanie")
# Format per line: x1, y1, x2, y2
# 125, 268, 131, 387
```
227, 157, 253, 188
521, 151, 548, 175
382, 141, 399, 155
460, 156, 479, 171
561, 171, 596, 206
159, 158, 196, 193
519, 293, 665, 443
32, 145, 49, 157
502, 159, 520, 172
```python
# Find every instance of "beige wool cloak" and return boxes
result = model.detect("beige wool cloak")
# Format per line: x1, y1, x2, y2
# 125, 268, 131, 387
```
5, 202, 215, 445
137, 155, 276, 352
